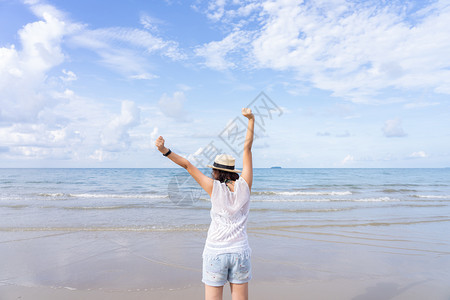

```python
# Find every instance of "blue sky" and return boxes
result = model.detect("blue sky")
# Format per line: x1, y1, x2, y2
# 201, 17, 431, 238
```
1, 0, 449, 168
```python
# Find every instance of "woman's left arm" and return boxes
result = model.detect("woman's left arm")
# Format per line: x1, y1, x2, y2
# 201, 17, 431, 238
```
155, 136, 213, 196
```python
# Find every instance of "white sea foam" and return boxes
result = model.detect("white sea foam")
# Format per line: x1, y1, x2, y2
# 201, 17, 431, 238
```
64, 205, 142, 210
39, 193, 168, 199
353, 197, 398, 202
414, 195, 450, 199
251, 197, 397, 202
253, 191, 352, 196
72, 193, 168, 199
252, 199, 332, 202
39, 193, 65, 197
0, 225, 208, 232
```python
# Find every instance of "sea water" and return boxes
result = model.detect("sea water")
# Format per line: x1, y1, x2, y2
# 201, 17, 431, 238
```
1, 168, 449, 252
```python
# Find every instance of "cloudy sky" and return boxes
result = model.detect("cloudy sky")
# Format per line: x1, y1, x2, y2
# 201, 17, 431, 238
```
1, 0, 449, 168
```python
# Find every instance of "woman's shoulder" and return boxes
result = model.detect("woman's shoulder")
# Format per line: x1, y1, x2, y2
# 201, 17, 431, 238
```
213, 179, 225, 187
213, 178, 249, 193
238, 176, 248, 185
212, 179, 227, 192
236, 177, 250, 192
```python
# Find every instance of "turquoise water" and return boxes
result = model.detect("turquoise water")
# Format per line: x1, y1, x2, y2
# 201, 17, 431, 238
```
1, 168, 449, 234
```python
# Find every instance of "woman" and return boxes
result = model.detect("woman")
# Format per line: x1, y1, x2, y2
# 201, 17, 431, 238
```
155, 108, 254, 300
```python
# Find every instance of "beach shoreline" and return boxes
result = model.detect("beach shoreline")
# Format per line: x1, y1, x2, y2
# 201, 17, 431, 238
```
2, 278, 449, 300
1, 230, 449, 300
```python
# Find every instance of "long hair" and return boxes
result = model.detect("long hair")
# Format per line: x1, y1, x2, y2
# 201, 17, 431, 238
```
212, 169, 239, 183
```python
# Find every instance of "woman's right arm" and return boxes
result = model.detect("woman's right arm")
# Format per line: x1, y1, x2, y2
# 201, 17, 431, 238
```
155, 136, 213, 196
241, 108, 254, 190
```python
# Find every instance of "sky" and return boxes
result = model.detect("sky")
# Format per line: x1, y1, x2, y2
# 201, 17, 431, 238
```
0, 0, 449, 168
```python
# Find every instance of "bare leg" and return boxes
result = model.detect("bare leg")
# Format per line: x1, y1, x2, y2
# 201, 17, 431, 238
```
230, 283, 248, 300
205, 284, 224, 300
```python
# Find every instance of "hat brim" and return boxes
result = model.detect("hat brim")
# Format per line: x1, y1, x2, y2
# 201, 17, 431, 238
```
206, 165, 241, 173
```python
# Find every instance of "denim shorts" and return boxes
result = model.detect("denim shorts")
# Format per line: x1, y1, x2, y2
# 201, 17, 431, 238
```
202, 253, 252, 286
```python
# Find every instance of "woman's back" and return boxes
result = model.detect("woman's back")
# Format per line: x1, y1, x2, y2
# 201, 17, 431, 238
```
205, 177, 251, 251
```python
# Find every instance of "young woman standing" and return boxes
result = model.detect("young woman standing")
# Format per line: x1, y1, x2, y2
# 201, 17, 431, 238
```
155, 108, 254, 300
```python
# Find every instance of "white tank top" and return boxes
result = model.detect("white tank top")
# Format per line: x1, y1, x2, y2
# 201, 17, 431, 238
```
203, 177, 251, 258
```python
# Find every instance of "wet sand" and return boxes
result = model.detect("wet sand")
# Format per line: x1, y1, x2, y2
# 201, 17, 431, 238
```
2, 279, 449, 300
1, 229, 449, 299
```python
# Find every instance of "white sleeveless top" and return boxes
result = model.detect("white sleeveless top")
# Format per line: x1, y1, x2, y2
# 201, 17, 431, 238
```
203, 177, 251, 258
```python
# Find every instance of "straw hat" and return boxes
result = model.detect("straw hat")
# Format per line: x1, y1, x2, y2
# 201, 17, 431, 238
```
207, 154, 241, 173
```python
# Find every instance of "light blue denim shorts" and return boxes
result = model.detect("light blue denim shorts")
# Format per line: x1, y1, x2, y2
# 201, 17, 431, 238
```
202, 253, 252, 286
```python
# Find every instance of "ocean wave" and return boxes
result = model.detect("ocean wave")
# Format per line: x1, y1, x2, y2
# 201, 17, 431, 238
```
72, 193, 168, 199
39, 193, 65, 197
63, 205, 145, 210
251, 207, 355, 213
412, 195, 450, 199
353, 197, 398, 202
252, 191, 352, 196
0, 225, 208, 232
251, 197, 398, 202
0, 204, 28, 209
250, 217, 450, 230
381, 189, 418, 193
252, 199, 331, 202
393, 204, 447, 208
38, 193, 168, 199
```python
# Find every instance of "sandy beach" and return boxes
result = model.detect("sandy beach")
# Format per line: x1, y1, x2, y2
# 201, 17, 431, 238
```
3, 279, 448, 300
1, 229, 449, 300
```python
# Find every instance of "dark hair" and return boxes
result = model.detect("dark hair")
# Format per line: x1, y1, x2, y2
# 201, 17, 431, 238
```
212, 169, 239, 183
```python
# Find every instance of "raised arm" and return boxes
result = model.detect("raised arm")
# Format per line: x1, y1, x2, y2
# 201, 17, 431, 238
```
155, 136, 213, 197
241, 108, 254, 190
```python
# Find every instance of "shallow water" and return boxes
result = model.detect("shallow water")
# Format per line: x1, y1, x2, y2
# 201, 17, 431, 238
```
1, 168, 449, 234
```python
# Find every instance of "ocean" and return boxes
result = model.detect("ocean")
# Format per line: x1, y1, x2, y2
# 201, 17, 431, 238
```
1, 168, 449, 237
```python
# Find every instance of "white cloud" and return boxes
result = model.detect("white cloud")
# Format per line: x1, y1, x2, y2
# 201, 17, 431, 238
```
202, 0, 261, 23
0, 6, 72, 124
60, 69, 77, 82
140, 13, 165, 32
342, 154, 354, 165
69, 26, 186, 77
0, 2, 98, 162
195, 30, 252, 70
150, 127, 159, 140
74, 27, 180, 55
176, 84, 192, 91
158, 91, 190, 121
382, 118, 407, 138
0, 1, 169, 164
403, 101, 440, 109
196, 0, 450, 103
100, 101, 141, 152
26, 1, 66, 20
97, 49, 150, 76
129, 73, 159, 80
206, 0, 227, 21
409, 151, 428, 158
89, 149, 118, 162
0, 122, 83, 160
255, 0, 450, 101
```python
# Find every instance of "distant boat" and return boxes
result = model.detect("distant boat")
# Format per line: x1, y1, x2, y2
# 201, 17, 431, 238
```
270, 166, 282, 169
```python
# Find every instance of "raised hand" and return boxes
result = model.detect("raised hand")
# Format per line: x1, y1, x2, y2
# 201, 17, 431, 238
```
242, 108, 254, 120
155, 136, 166, 152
